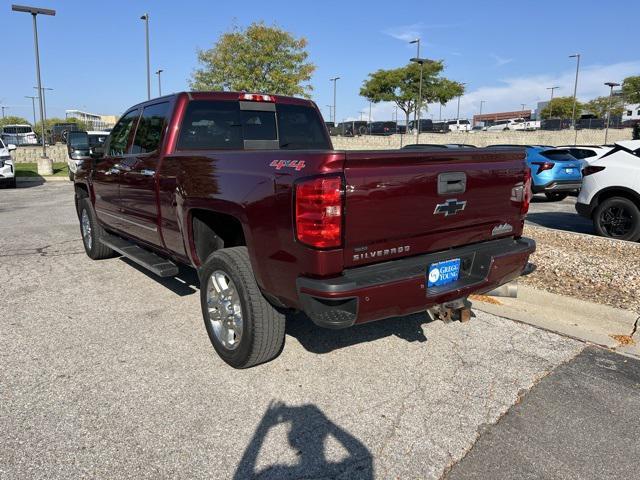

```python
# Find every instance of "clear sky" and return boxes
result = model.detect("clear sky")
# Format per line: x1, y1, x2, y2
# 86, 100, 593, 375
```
1, 0, 638, 124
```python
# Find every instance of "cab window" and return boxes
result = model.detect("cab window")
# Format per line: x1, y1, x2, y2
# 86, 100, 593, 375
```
131, 102, 170, 154
107, 110, 139, 156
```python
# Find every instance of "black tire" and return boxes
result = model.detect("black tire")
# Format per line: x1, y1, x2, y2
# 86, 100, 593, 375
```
9, 177, 16, 188
544, 192, 568, 201
593, 196, 640, 241
199, 247, 285, 369
78, 198, 115, 259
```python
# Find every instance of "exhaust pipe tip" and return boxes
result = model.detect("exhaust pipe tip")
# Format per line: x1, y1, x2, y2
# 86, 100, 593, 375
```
485, 281, 518, 298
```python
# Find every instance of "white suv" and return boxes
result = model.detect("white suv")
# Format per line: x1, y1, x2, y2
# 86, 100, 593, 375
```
576, 140, 640, 241
0, 138, 17, 188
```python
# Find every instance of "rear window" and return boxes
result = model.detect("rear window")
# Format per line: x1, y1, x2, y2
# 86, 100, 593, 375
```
540, 150, 575, 161
177, 100, 329, 151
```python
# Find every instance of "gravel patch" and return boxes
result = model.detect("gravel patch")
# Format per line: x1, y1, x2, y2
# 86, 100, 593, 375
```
521, 224, 640, 313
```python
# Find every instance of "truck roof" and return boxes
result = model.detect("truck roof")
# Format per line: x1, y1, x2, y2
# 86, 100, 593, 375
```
128, 91, 317, 110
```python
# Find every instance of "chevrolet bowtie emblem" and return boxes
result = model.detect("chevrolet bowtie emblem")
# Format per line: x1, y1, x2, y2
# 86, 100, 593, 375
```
434, 199, 467, 216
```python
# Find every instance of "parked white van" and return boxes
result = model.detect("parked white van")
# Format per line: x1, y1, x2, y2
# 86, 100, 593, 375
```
446, 119, 472, 132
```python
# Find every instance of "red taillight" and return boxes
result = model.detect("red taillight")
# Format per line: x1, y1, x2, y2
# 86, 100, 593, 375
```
531, 161, 555, 174
512, 168, 532, 215
239, 93, 274, 102
295, 177, 343, 248
522, 167, 532, 215
583, 165, 605, 176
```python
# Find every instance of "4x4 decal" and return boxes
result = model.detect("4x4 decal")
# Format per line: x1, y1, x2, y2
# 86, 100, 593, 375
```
269, 160, 306, 171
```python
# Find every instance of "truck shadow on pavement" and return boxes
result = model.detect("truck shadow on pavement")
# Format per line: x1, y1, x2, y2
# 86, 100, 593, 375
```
234, 401, 374, 479
286, 310, 430, 354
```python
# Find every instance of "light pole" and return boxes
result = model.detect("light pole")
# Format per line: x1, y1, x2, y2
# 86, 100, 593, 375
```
141, 13, 150, 100
368, 101, 372, 131
155, 69, 163, 96
25, 95, 37, 126
604, 81, 620, 144
34, 86, 52, 126
1, 106, 7, 119
520, 103, 526, 117
456, 83, 466, 121
359, 111, 365, 121
325, 105, 333, 122
12, 4, 55, 172
569, 54, 581, 145
330, 76, 340, 124
410, 57, 426, 142
546, 86, 559, 117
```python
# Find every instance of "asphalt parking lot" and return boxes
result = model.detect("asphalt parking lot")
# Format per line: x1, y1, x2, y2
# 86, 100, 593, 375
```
526, 194, 594, 235
1, 183, 638, 479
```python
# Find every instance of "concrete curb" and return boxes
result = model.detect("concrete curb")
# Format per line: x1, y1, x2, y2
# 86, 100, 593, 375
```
17, 176, 69, 184
471, 284, 639, 359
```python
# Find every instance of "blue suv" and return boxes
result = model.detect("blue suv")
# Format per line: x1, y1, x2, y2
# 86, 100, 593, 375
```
488, 145, 584, 201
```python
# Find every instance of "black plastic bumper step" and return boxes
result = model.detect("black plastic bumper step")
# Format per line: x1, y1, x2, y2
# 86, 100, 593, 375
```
100, 234, 178, 277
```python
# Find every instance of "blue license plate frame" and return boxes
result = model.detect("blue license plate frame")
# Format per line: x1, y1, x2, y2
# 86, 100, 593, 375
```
427, 258, 461, 288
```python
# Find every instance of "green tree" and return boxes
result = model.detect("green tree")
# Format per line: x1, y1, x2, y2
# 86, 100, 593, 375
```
190, 22, 315, 98
0, 116, 31, 127
584, 96, 624, 119
539, 96, 582, 119
359, 61, 464, 130
622, 76, 640, 104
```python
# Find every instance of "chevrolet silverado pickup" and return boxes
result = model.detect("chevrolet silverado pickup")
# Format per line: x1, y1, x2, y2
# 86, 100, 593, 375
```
73, 91, 535, 368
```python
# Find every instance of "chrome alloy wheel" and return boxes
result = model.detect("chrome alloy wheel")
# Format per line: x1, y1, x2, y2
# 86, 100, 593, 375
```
206, 270, 243, 350
81, 209, 92, 250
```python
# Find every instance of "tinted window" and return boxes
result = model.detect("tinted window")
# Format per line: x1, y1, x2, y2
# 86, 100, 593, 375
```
277, 104, 330, 149
177, 100, 330, 150
241, 110, 277, 141
89, 134, 108, 147
570, 149, 597, 159
131, 102, 169, 154
178, 101, 242, 150
108, 110, 139, 156
540, 150, 575, 161
68, 132, 89, 149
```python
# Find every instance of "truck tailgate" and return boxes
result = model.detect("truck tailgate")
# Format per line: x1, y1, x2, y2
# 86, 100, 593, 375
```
343, 149, 527, 268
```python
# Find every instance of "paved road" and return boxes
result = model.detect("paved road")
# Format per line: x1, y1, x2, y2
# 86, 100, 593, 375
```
526, 194, 594, 235
447, 346, 640, 479
0, 183, 635, 479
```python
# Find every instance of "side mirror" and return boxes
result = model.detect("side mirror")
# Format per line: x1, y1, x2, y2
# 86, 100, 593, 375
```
7, 144, 17, 152
90, 146, 105, 159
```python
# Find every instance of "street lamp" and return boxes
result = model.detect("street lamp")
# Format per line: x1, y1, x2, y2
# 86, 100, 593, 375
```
325, 105, 333, 122
410, 58, 427, 143
456, 83, 466, 121
34, 86, 52, 125
12, 4, 55, 172
155, 69, 163, 96
409, 38, 423, 141
546, 86, 559, 117
330, 76, 340, 124
569, 54, 581, 145
25, 95, 38, 126
604, 81, 620, 144
141, 13, 150, 100
1, 106, 8, 119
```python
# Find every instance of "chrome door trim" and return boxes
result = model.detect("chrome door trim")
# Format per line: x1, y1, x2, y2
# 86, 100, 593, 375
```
95, 208, 158, 232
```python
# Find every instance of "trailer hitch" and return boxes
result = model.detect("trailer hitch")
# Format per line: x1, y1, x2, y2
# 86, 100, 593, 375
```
427, 297, 473, 323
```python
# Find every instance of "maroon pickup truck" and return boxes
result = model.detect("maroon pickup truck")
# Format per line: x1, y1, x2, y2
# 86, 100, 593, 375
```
73, 91, 534, 368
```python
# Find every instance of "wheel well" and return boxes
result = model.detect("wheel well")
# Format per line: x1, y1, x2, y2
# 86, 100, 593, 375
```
191, 209, 246, 264
74, 184, 89, 216
594, 187, 640, 210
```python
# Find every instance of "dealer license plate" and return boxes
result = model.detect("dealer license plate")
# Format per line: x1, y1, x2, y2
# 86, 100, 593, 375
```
427, 258, 461, 287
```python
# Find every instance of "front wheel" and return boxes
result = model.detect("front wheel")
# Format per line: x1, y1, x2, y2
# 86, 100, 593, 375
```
545, 192, 568, 201
593, 197, 640, 241
78, 198, 116, 259
199, 247, 285, 369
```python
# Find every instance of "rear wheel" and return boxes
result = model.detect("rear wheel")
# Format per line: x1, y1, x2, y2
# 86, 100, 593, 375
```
545, 192, 568, 201
199, 247, 285, 368
78, 198, 115, 259
593, 197, 640, 241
